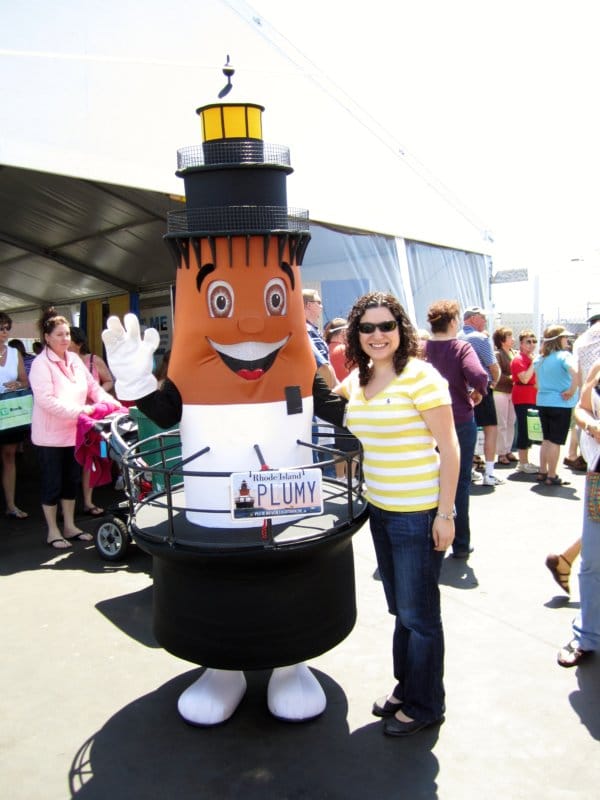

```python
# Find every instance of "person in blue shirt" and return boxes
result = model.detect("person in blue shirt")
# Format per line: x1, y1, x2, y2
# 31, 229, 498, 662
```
534, 325, 579, 486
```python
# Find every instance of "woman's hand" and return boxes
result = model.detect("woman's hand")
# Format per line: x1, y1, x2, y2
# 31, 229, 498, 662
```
432, 516, 455, 551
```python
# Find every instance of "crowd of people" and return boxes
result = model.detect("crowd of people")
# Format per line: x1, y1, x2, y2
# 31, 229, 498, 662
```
2, 295, 599, 736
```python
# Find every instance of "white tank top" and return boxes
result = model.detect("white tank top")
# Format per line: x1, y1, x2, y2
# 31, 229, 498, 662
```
0, 345, 18, 389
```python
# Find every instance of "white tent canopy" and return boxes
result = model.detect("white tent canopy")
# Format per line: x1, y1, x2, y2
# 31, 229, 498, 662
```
0, 0, 491, 324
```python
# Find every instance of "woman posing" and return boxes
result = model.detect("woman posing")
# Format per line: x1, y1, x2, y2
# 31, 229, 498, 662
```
0, 312, 29, 519
29, 308, 119, 548
534, 325, 579, 486
335, 292, 459, 736
425, 300, 489, 559
493, 327, 517, 464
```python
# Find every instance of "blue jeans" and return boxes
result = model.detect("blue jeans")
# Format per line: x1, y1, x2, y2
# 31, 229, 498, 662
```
454, 418, 477, 555
573, 474, 600, 651
369, 504, 445, 722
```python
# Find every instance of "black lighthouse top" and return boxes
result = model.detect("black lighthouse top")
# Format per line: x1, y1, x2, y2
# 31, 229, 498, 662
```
166, 102, 309, 238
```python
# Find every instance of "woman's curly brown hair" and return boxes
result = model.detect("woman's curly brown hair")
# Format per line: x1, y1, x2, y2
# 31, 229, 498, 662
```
345, 292, 418, 385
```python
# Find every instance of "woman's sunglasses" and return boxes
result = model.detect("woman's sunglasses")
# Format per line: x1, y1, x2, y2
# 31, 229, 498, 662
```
358, 320, 398, 334
524, 338, 537, 344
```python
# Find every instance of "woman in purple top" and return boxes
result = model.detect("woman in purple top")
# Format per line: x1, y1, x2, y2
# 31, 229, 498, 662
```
425, 300, 489, 558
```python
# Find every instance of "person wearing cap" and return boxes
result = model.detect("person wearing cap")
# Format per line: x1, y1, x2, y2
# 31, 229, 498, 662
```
533, 325, 579, 485
460, 306, 503, 486
303, 289, 332, 373
303, 290, 337, 474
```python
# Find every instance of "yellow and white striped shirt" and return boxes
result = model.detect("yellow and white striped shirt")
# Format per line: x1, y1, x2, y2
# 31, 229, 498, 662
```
338, 358, 450, 512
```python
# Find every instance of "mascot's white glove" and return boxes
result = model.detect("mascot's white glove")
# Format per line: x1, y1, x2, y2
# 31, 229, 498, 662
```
102, 313, 159, 401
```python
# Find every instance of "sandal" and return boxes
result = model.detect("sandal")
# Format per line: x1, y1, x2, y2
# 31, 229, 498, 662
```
545, 553, 571, 594
47, 537, 72, 549
557, 639, 592, 668
545, 475, 570, 486
498, 456, 511, 465
372, 694, 402, 718
507, 453, 518, 462
83, 505, 104, 516
536, 472, 548, 482
6, 507, 28, 520
64, 531, 93, 542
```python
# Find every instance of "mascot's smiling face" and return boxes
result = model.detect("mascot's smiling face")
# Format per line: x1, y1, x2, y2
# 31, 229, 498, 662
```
168, 235, 315, 405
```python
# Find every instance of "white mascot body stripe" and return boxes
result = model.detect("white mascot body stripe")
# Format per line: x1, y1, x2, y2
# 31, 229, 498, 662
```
180, 400, 314, 528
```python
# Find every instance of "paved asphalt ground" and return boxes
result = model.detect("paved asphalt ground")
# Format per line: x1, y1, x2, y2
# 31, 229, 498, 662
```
1, 443, 599, 799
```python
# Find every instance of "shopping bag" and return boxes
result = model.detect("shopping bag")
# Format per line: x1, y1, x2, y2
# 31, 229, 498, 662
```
526, 409, 543, 443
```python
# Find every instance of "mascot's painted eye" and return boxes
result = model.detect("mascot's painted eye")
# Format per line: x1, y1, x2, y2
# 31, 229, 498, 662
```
264, 278, 287, 316
207, 281, 234, 318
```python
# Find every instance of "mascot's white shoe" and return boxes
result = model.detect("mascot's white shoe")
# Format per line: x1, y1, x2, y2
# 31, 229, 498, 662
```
267, 664, 326, 722
177, 668, 247, 726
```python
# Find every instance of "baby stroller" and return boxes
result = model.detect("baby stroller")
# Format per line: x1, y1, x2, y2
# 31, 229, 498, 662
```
92, 410, 181, 561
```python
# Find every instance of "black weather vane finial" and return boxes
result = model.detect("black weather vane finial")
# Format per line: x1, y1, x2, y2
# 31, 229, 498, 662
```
218, 55, 235, 98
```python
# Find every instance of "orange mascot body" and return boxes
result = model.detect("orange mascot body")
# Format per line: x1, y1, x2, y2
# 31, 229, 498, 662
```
168, 234, 315, 527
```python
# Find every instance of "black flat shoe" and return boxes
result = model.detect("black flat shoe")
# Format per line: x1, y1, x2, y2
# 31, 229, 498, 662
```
451, 548, 474, 559
383, 714, 444, 737
372, 695, 402, 718
557, 639, 592, 668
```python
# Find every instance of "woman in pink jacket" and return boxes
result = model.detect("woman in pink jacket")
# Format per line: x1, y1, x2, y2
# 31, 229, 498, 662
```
29, 308, 117, 549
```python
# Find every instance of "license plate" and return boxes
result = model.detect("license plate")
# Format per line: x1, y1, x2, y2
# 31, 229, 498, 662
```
230, 468, 323, 520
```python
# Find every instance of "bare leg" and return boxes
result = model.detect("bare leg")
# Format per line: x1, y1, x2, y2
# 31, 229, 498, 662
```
518, 448, 531, 466
566, 426, 579, 461
546, 536, 581, 595
539, 440, 550, 475
483, 425, 498, 463
43, 503, 70, 547
544, 442, 561, 479
1, 443, 17, 511
563, 538, 582, 564
82, 470, 93, 509
82, 470, 102, 512
61, 498, 92, 541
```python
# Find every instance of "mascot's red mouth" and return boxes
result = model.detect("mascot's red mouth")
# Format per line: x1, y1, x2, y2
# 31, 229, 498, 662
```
207, 336, 289, 381
237, 368, 264, 381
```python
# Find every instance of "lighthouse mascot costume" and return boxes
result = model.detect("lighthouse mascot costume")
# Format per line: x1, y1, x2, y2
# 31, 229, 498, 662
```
103, 97, 362, 726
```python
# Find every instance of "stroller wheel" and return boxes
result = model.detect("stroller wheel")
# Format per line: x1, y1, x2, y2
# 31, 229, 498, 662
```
94, 516, 129, 561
